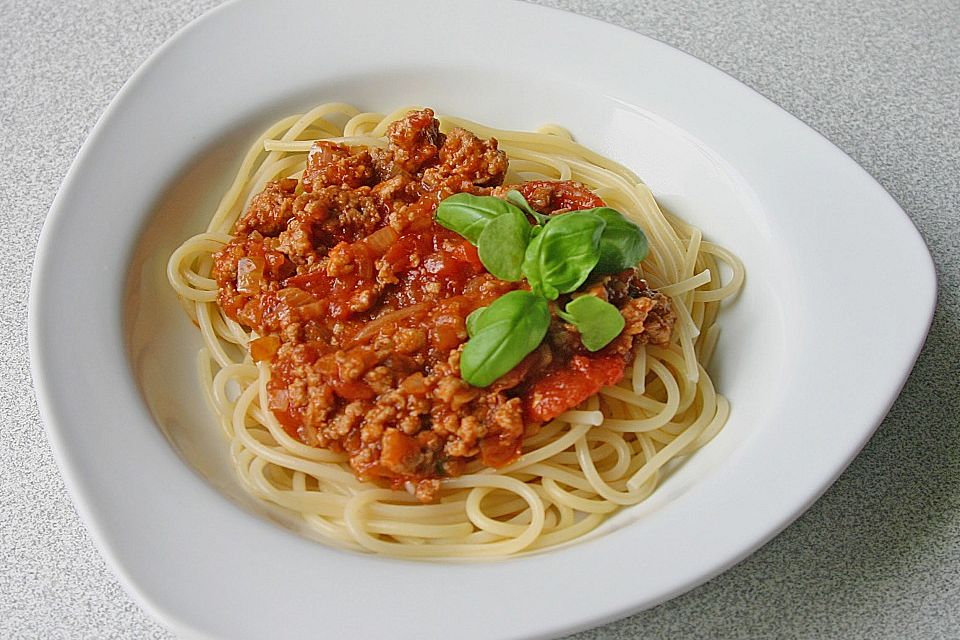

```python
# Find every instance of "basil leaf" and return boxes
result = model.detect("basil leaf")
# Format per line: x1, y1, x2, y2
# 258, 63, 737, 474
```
557, 295, 625, 351
465, 306, 487, 338
506, 189, 550, 225
460, 291, 550, 387
589, 208, 649, 274
522, 231, 555, 298
521, 210, 606, 300
477, 207, 530, 281
435, 193, 520, 245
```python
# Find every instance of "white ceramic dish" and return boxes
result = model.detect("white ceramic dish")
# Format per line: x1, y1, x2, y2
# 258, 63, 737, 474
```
29, 1, 936, 638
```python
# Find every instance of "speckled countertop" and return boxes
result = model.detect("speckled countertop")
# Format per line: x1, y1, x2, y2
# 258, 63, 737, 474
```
2, 0, 958, 638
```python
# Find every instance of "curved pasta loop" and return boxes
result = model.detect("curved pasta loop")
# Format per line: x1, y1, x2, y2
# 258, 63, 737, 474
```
166, 103, 743, 557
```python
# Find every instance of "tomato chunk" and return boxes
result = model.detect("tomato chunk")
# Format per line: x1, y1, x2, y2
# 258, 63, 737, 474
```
380, 430, 423, 475
524, 355, 626, 423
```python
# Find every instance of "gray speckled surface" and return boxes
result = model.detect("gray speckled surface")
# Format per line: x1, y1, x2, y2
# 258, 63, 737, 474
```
2, 0, 957, 638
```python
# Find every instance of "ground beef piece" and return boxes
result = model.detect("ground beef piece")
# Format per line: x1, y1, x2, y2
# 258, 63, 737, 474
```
489, 397, 524, 440
212, 233, 293, 334
302, 141, 376, 191
434, 375, 480, 411
492, 179, 604, 214
604, 270, 676, 346
362, 386, 430, 443
421, 127, 508, 195
327, 400, 369, 439
372, 108, 444, 177
414, 479, 441, 503
234, 179, 298, 236
371, 172, 421, 211
294, 185, 384, 245
363, 366, 396, 394
276, 218, 321, 266
386, 196, 440, 235
622, 294, 675, 346
605, 269, 650, 306
392, 327, 427, 355
477, 396, 526, 467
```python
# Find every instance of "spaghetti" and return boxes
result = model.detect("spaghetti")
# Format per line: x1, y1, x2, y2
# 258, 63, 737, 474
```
167, 103, 744, 557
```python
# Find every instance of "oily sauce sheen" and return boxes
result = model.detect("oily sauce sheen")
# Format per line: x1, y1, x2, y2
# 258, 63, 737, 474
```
212, 110, 675, 502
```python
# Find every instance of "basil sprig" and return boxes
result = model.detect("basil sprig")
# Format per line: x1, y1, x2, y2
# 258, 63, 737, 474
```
435, 192, 519, 244
435, 191, 650, 387
557, 295, 626, 351
477, 207, 529, 281
591, 208, 649, 275
460, 291, 550, 387
436, 192, 649, 294
522, 210, 605, 299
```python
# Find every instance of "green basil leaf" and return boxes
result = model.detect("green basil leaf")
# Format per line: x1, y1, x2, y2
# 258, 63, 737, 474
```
465, 306, 487, 338
434, 193, 520, 245
558, 295, 625, 351
522, 231, 556, 299
521, 210, 605, 300
460, 291, 550, 387
506, 189, 550, 225
588, 208, 649, 274
477, 208, 530, 281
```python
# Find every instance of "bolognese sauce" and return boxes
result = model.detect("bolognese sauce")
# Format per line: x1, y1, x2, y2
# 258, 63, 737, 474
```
212, 109, 675, 502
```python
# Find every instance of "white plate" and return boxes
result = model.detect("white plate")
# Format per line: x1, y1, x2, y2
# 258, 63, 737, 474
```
29, 1, 936, 638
